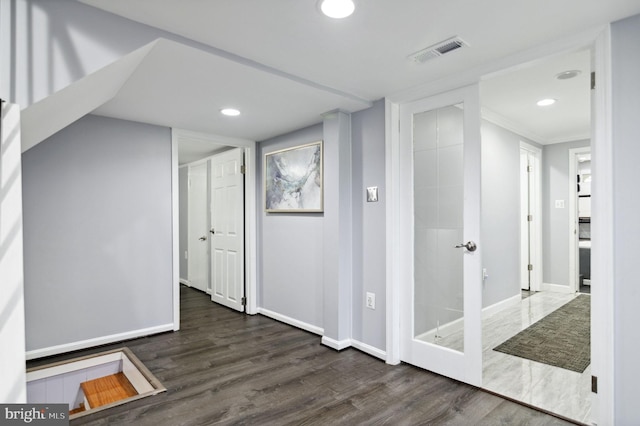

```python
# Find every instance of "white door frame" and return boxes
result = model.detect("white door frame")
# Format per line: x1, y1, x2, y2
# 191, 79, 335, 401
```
569, 146, 591, 293
172, 129, 258, 331
520, 142, 543, 292
386, 25, 613, 425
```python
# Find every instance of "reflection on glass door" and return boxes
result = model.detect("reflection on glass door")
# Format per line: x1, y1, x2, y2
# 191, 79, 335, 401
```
413, 105, 465, 353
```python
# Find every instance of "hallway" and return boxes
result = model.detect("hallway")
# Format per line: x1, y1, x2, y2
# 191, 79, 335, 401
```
482, 292, 591, 423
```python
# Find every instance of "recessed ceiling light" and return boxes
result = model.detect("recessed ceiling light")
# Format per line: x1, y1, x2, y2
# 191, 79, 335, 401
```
536, 98, 556, 107
320, 0, 355, 19
555, 70, 582, 80
220, 108, 240, 117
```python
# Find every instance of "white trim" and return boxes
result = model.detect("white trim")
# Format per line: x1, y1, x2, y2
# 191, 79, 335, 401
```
122, 354, 155, 394
257, 308, 324, 336
351, 339, 387, 361
172, 129, 258, 315
482, 294, 522, 319
542, 282, 575, 294
415, 294, 521, 343
26, 352, 122, 382
179, 278, 190, 286
321, 336, 352, 351
483, 107, 547, 145
171, 132, 180, 331
0, 102, 27, 403
568, 146, 591, 293
384, 99, 401, 366
590, 26, 614, 426
25, 324, 174, 360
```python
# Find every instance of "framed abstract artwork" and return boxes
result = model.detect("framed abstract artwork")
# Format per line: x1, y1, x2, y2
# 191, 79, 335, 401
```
264, 141, 323, 212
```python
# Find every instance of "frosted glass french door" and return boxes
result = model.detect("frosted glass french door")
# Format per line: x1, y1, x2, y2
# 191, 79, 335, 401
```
399, 85, 482, 386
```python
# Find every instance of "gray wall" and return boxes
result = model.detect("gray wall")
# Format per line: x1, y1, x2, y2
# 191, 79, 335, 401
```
351, 99, 386, 349
22, 114, 174, 352
481, 121, 531, 307
257, 124, 325, 329
541, 139, 590, 286
179, 166, 189, 281
611, 13, 640, 424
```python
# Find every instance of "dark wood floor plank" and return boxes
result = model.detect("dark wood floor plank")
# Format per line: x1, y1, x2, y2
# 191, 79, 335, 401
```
27, 286, 576, 425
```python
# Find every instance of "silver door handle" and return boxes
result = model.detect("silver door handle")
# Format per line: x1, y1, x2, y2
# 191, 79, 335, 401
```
199, 236, 207, 241
455, 241, 477, 252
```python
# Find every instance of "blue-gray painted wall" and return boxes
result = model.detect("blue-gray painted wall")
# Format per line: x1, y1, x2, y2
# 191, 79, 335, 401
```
22, 114, 173, 351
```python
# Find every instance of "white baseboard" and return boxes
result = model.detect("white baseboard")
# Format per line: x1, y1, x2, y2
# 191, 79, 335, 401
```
26, 323, 175, 360
483, 294, 521, 319
351, 339, 386, 360
179, 278, 190, 286
415, 294, 522, 342
415, 316, 464, 343
321, 336, 351, 351
257, 308, 324, 336
542, 282, 574, 294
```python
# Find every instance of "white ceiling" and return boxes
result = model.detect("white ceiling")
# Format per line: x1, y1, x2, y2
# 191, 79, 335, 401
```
75, 0, 640, 157
482, 50, 592, 144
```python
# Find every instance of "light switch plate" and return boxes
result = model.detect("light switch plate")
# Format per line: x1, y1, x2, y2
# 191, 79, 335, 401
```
366, 292, 375, 309
366, 186, 378, 202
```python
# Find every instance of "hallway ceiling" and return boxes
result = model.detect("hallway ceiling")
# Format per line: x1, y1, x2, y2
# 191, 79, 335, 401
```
78, 0, 640, 150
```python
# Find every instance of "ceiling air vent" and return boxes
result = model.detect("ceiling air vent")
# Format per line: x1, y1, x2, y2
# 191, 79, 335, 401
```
410, 36, 468, 64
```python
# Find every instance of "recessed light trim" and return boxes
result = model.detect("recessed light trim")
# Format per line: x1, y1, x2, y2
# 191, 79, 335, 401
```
536, 98, 556, 107
220, 108, 240, 117
555, 70, 582, 80
320, 0, 355, 19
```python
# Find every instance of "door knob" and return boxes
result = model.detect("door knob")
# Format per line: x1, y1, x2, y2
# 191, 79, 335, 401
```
199, 236, 207, 241
209, 228, 215, 234
455, 241, 477, 252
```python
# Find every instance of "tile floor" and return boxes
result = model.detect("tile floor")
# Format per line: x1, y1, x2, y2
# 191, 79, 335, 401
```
481, 291, 592, 424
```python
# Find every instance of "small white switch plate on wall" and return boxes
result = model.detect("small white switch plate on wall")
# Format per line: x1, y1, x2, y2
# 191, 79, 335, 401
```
366, 187, 378, 202
366, 292, 375, 309
555, 200, 565, 208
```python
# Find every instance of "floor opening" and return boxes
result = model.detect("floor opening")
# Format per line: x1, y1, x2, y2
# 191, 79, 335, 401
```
27, 347, 165, 420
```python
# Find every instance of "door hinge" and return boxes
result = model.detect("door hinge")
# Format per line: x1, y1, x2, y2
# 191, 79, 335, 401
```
240, 165, 246, 174
527, 165, 533, 173
592, 375, 598, 393
527, 215, 533, 222
528, 264, 533, 271
241, 296, 247, 306
591, 71, 596, 90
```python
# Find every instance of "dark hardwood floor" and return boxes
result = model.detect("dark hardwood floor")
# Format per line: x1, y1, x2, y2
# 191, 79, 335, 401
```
29, 286, 576, 425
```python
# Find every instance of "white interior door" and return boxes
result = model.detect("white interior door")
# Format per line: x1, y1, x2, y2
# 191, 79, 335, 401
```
520, 149, 531, 290
187, 162, 209, 292
519, 143, 542, 292
211, 148, 245, 312
399, 84, 482, 386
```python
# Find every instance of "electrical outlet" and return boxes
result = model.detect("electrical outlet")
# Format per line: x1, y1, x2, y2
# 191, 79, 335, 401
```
366, 292, 375, 310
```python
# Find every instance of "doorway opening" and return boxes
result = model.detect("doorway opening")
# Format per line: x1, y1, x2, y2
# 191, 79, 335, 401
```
480, 48, 592, 423
173, 129, 258, 321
